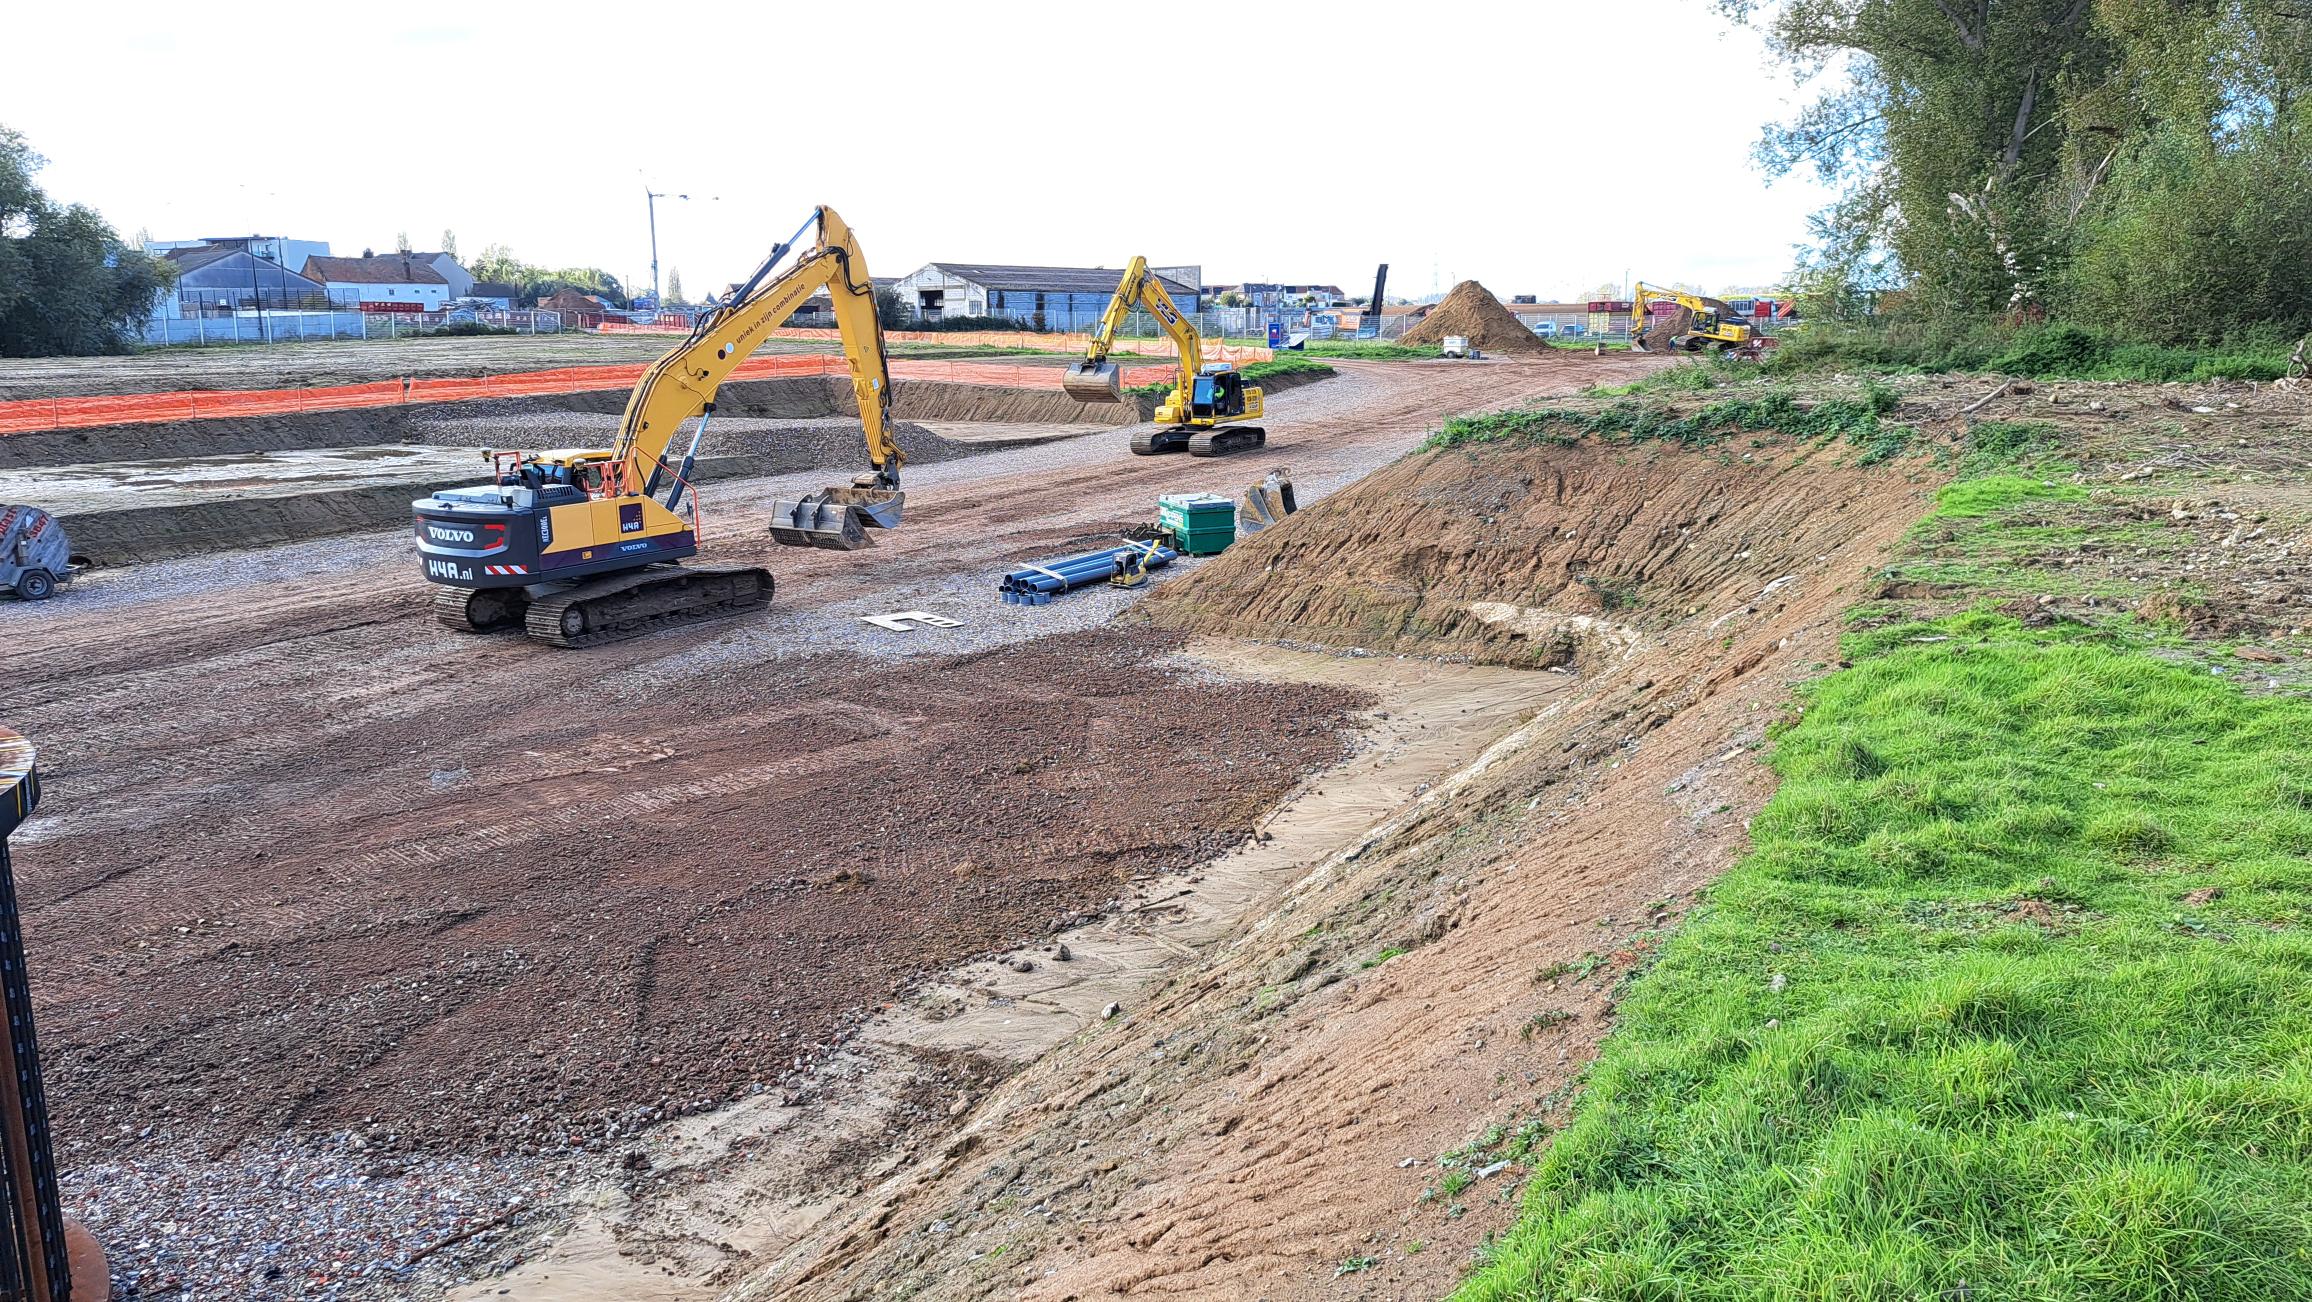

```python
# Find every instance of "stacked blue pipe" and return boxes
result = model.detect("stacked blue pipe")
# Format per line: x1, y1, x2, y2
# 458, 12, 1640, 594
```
999, 542, 1179, 606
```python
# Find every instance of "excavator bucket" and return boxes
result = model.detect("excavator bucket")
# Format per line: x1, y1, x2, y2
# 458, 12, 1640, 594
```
768, 486, 906, 551
1061, 360, 1124, 403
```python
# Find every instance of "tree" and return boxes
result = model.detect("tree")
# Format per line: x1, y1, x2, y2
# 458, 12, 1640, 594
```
665, 268, 683, 304
440, 229, 459, 262
0, 126, 169, 357
874, 285, 911, 330
393, 230, 411, 253
1723, 0, 2312, 335
1580, 280, 1624, 301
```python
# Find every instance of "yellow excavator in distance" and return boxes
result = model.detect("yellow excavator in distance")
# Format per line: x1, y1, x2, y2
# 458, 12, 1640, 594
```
1630, 281, 1772, 355
1061, 257, 1266, 457
413, 205, 905, 648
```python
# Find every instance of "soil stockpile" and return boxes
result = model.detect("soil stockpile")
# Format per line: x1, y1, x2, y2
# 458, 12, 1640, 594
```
1146, 427, 1913, 667
1397, 280, 1552, 355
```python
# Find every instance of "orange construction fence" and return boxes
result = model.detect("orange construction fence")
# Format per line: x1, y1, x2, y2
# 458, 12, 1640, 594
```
595, 321, 1274, 367
0, 354, 1179, 437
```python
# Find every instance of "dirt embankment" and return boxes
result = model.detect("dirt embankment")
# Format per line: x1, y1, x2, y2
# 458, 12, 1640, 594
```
1399, 280, 1552, 355
755, 434, 1936, 1300
1144, 440, 1883, 667
0, 377, 1141, 470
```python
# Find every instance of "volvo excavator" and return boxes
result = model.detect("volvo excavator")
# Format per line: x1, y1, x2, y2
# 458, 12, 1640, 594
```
1061, 256, 1266, 457
413, 205, 904, 648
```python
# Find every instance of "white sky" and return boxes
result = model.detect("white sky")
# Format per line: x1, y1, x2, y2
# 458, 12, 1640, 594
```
5, 0, 1834, 301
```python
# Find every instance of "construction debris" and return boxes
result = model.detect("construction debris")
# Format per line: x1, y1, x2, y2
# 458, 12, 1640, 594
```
1398, 281, 1552, 355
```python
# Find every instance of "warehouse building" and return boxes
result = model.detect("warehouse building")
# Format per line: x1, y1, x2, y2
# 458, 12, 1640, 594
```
888, 262, 1201, 329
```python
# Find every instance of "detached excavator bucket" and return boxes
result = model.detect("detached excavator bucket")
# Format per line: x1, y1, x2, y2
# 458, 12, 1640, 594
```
1061, 360, 1124, 403
768, 486, 906, 551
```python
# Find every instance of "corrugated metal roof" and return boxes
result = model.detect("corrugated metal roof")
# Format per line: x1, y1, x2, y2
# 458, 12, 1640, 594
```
925, 263, 1196, 297
302, 255, 448, 286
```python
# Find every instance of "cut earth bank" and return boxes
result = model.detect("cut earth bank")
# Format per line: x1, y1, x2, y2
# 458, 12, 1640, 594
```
463, 377, 1950, 1299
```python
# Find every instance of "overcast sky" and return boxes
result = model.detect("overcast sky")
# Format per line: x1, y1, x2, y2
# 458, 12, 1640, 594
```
7, 1, 1835, 300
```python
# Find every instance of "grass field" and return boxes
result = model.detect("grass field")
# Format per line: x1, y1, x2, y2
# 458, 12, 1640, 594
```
1457, 434, 2312, 1299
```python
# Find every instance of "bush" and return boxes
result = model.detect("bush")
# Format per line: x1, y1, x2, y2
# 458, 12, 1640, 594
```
1764, 319, 2292, 383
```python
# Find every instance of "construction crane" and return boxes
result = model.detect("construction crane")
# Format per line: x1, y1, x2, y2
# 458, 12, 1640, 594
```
1061, 257, 1266, 457
413, 204, 905, 648
1630, 281, 1772, 355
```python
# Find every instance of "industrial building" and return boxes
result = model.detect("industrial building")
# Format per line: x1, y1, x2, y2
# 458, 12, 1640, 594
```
888, 262, 1201, 328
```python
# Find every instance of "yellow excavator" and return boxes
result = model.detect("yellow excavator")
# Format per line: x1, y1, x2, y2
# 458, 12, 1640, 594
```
1630, 282, 1771, 355
413, 205, 905, 648
1061, 257, 1266, 457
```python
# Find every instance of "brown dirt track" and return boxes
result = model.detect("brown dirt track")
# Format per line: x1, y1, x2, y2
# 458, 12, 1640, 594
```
0, 356, 1649, 1171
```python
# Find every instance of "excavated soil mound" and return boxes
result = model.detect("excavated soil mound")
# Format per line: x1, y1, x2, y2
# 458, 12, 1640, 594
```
1397, 280, 1552, 355
1144, 434, 1910, 667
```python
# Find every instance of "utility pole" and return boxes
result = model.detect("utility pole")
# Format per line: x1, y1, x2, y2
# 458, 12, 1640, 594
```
643, 186, 716, 308
645, 187, 664, 307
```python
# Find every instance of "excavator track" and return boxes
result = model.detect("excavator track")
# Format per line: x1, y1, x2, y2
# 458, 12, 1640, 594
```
521, 564, 774, 649
1188, 425, 1266, 457
433, 585, 529, 634
1131, 427, 1189, 456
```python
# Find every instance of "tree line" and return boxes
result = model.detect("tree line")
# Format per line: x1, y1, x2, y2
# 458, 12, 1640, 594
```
0, 127, 169, 357
1726, 0, 2312, 346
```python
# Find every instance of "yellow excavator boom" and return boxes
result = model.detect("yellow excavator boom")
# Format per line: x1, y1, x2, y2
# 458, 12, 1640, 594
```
1632, 281, 1756, 353
1062, 256, 1203, 403
612, 205, 900, 498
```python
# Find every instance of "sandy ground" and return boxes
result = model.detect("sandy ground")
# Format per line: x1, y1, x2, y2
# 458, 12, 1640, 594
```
0, 354, 1659, 1299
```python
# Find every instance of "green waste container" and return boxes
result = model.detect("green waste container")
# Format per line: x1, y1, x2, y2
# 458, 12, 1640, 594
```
1158, 492, 1237, 556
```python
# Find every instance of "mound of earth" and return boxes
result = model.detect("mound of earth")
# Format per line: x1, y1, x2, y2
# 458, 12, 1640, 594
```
1398, 280, 1551, 355
1144, 429, 1918, 668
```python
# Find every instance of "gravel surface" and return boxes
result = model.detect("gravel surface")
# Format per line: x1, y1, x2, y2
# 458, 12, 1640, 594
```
67, 1140, 588, 1301
404, 412, 979, 468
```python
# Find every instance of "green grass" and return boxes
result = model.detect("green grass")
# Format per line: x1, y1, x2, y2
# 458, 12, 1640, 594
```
1765, 320, 2296, 383
1298, 339, 1433, 360
1422, 382, 1906, 462
1457, 444, 2312, 1299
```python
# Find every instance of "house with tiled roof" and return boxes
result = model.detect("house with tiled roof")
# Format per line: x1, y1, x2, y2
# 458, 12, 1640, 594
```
300, 253, 452, 310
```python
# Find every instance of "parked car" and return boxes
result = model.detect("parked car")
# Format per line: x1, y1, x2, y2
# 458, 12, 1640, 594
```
1530, 320, 1557, 337
1561, 322, 1587, 338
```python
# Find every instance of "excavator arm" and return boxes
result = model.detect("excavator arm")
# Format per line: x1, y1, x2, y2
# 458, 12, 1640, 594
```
1632, 281, 1753, 353
611, 206, 900, 502
1062, 256, 1201, 403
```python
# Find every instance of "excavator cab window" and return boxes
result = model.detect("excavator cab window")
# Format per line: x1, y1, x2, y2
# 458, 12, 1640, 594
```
1191, 372, 1244, 420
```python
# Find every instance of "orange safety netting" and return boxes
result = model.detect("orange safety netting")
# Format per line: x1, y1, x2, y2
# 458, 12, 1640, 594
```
0, 355, 1178, 437
598, 322, 1275, 366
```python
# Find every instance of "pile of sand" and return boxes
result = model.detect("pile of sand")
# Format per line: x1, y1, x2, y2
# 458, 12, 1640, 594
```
1398, 281, 1552, 355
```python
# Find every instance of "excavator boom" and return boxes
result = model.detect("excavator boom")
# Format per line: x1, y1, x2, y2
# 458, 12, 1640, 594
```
1062, 257, 1201, 404
617, 206, 903, 546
